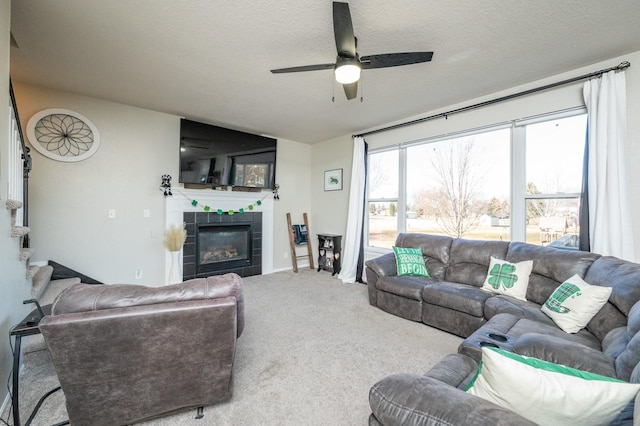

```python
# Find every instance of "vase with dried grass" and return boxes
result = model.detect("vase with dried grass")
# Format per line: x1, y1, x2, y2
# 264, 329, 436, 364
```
164, 224, 187, 285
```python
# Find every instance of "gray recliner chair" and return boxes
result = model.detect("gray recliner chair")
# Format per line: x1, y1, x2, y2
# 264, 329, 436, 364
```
39, 273, 244, 426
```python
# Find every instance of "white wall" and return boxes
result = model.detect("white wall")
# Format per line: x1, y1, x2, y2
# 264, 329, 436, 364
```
311, 51, 640, 263
309, 134, 352, 258
271, 138, 313, 271
0, 0, 32, 408
14, 84, 180, 284
12, 83, 313, 282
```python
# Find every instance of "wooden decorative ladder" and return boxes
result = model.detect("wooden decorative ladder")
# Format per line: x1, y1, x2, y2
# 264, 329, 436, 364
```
286, 212, 314, 273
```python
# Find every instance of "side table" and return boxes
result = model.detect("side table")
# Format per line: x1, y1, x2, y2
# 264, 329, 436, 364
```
317, 234, 342, 276
10, 303, 52, 426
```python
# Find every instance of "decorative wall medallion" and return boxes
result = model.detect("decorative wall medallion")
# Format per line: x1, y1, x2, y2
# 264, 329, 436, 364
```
26, 109, 100, 162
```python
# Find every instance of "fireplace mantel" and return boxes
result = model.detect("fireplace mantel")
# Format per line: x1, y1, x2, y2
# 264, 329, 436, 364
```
165, 188, 274, 283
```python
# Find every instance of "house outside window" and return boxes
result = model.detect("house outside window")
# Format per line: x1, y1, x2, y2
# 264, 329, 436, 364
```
366, 110, 586, 251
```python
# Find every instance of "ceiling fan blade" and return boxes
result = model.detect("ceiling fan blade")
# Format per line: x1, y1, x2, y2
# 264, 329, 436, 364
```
343, 82, 358, 100
360, 52, 434, 69
333, 2, 356, 57
270, 63, 335, 74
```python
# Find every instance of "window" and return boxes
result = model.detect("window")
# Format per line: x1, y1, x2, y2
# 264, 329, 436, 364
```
367, 111, 586, 250
368, 150, 399, 248
522, 114, 586, 246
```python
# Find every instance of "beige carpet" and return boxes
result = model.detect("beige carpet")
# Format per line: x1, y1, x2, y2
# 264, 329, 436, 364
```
5, 269, 462, 426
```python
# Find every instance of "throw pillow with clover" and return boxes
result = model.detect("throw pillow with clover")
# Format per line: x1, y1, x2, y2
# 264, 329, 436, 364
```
541, 274, 612, 333
481, 257, 533, 301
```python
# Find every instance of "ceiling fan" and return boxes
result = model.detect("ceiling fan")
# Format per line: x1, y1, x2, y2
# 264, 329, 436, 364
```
270, 1, 433, 100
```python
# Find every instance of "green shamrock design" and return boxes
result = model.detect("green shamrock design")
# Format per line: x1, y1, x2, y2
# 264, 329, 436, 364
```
488, 263, 518, 291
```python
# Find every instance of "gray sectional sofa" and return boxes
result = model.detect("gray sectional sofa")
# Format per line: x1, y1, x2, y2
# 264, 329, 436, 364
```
365, 233, 640, 425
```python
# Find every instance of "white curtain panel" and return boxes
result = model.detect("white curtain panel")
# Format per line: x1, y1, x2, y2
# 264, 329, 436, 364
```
583, 70, 635, 261
338, 136, 366, 283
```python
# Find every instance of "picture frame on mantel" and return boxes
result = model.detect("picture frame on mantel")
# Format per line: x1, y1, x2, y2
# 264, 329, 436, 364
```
324, 169, 343, 191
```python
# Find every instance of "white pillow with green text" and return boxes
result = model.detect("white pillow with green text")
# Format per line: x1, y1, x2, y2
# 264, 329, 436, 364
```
541, 274, 612, 333
466, 347, 640, 426
481, 257, 533, 301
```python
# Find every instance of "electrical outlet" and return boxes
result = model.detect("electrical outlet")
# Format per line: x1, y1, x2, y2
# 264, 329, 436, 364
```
284, 251, 289, 259
143, 209, 150, 218
108, 209, 116, 219
135, 269, 142, 279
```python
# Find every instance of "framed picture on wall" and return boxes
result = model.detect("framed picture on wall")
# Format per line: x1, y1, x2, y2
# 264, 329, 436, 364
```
324, 169, 343, 191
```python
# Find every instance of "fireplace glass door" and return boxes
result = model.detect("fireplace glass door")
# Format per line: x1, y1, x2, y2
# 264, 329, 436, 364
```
197, 224, 251, 272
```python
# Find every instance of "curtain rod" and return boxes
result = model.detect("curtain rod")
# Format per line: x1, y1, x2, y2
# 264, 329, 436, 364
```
354, 61, 630, 138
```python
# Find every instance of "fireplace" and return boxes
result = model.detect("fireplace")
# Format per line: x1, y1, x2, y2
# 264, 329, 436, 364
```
183, 211, 262, 279
198, 224, 250, 270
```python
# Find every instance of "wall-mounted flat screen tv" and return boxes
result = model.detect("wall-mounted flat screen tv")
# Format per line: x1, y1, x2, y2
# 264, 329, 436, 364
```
179, 119, 277, 189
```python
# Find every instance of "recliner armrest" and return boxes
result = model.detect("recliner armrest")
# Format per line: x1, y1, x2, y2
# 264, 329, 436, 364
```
369, 374, 536, 426
365, 253, 397, 278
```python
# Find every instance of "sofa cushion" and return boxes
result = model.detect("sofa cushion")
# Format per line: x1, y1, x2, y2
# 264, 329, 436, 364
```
602, 327, 629, 359
467, 347, 640, 426
481, 257, 533, 301
541, 274, 612, 333
512, 333, 617, 378
392, 246, 430, 276
467, 313, 601, 351
505, 242, 600, 305
586, 302, 628, 343
445, 238, 509, 287
509, 316, 601, 350
583, 257, 640, 343
484, 295, 555, 326
616, 332, 640, 382
376, 275, 434, 301
627, 302, 640, 340
422, 282, 492, 317
585, 256, 640, 317
422, 303, 487, 338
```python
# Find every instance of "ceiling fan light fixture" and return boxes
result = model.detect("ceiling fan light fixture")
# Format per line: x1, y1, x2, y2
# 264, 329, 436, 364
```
334, 57, 361, 84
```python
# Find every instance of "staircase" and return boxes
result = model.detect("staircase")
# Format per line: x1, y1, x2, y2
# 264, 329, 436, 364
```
5, 199, 37, 275
7, 80, 36, 278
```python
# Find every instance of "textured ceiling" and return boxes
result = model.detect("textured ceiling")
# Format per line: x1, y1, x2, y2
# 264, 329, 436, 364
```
9, 0, 640, 144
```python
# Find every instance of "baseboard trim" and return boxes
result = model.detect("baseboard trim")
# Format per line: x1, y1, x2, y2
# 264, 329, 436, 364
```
270, 261, 312, 274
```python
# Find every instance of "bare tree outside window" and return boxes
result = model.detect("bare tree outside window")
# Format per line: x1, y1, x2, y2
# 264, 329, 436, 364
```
429, 138, 486, 238
368, 154, 389, 196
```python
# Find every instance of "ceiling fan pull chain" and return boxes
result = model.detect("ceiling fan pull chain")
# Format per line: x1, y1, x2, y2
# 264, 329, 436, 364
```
332, 75, 336, 102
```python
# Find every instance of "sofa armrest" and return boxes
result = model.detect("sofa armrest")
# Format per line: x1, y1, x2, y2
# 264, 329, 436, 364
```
369, 374, 536, 426
512, 333, 616, 378
365, 253, 397, 278
424, 353, 478, 389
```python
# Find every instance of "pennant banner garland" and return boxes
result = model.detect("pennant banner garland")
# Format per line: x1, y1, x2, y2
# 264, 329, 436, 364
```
177, 190, 267, 215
